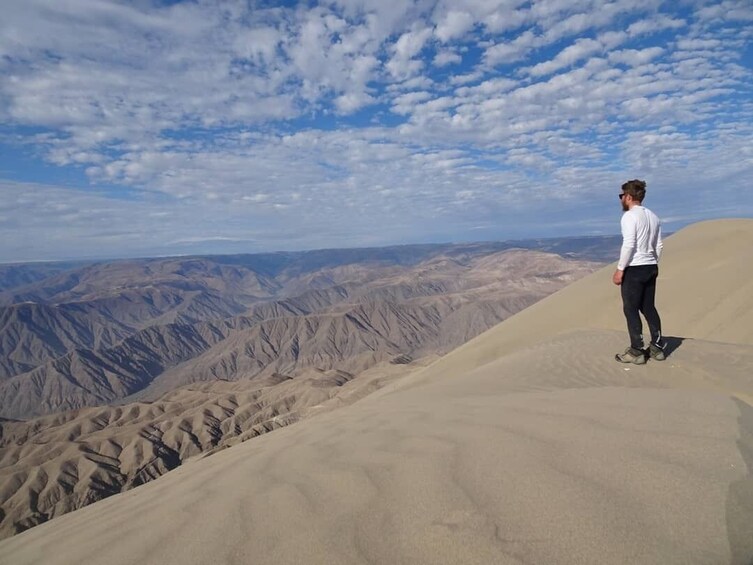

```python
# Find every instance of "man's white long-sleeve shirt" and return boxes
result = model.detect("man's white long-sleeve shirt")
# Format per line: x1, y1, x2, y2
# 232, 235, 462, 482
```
617, 205, 663, 271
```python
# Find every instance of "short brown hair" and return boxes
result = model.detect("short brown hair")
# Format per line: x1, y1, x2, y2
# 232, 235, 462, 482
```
621, 179, 646, 202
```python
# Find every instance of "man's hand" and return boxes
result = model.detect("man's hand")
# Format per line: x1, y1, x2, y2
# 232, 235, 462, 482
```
613, 269, 623, 286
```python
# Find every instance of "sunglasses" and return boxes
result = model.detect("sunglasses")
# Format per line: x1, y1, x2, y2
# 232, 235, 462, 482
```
618, 193, 626, 200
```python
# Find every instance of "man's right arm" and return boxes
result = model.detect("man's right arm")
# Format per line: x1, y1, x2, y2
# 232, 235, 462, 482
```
617, 213, 636, 271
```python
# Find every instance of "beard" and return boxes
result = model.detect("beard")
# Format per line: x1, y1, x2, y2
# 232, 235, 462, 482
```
621, 199, 629, 212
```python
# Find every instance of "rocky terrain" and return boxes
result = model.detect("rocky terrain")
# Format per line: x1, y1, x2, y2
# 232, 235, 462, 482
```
0, 242, 614, 420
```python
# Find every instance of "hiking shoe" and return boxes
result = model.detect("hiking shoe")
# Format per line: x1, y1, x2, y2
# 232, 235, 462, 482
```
649, 344, 666, 361
615, 347, 647, 365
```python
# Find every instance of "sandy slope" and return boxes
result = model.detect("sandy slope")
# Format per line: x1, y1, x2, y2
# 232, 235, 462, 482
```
400, 218, 753, 386
1, 219, 752, 565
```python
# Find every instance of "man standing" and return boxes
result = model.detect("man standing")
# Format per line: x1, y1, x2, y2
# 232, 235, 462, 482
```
612, 179, 666, 364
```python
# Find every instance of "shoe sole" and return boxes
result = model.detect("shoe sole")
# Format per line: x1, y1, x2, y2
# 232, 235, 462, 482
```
614, 354, 646, 365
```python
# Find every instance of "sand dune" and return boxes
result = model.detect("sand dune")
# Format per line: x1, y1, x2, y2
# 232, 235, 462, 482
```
0, 219, 751, 564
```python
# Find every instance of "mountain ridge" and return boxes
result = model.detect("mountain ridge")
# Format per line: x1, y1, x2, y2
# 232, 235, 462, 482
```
1, 248, 600, 420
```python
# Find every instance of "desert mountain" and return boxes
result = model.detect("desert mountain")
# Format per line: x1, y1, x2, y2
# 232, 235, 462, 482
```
0, 287, 251, 379
0, 238, 618, 382
0, 262, 91, 294
0, 247, 603, 420
0, 219, 749, 564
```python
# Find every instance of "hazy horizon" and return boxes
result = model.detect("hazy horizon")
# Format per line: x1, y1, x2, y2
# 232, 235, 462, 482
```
0, 230, 625, 266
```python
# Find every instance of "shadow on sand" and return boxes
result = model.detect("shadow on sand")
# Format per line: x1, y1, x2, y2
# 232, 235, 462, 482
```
662, 336, 685, 358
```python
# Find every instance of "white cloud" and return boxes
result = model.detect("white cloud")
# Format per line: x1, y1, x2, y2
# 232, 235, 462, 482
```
433, 50, 462, 67
391, 91, 434, 114
449, 71, 484, 85
233, 27, 282, 65
387, 25, 434, 79
454, 77, 517, 102
434, 10, 475, 42
505, 148, 555, 170
627, 16, 686, 36
529, 38, 605, 77
609, 46, 664, 66
482, 6, 529, 34
540, 0, 663, 43
675, 38, 723, 51
393, 25, 434, 59
483, 30, 537, 66
335, 91, 377, 113
696, 1, 753, 23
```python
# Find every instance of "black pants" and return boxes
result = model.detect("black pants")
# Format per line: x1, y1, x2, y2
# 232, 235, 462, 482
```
621, 264, 663, 351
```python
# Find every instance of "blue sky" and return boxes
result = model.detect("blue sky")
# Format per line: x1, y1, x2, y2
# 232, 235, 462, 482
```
1, 0, 752, 262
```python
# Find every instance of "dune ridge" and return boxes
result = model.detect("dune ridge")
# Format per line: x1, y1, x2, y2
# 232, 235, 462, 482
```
0, 219, 752, 565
